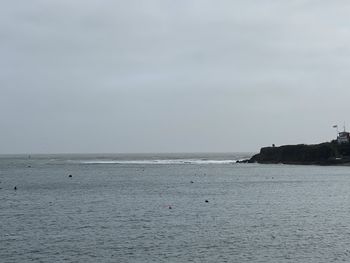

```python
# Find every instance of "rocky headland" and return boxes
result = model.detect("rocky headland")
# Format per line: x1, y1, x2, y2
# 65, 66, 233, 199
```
247, 141, 350, 165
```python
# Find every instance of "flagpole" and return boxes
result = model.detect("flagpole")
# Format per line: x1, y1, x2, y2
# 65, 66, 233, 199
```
333, 125, 338, 139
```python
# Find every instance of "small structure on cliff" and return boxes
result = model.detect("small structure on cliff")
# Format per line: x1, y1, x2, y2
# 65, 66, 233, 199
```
337, 131, 350, 144
334, 124, 350, 144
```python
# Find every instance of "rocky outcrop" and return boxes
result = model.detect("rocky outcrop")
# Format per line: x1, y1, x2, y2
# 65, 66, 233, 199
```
249, 141, 350, 165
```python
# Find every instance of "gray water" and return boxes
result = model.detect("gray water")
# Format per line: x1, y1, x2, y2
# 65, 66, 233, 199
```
1, 153, 350, 262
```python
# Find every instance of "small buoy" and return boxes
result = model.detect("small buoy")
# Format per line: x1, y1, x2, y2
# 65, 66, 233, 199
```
190, 181, 194, 183
68, 174, 72, 178
168, 206, 172, 209
27, 165, 31, 168
14, 186, 17, 190
205, 200, 209, 203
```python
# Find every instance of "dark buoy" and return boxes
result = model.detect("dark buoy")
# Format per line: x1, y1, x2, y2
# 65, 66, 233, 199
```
168, 206, 172, 209
68, 174, 72, 178
27, 165, 31, 168
14, 186, 17, 190
205, 200, 209, 203
190, 181, 194, 183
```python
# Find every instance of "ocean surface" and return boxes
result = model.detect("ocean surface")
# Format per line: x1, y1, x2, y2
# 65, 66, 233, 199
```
2, 153, 350, 262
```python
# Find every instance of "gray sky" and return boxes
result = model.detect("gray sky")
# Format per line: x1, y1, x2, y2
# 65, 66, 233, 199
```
1, 0, 350, 154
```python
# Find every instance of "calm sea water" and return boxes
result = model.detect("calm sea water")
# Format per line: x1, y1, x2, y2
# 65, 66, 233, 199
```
2, 153, 350, 262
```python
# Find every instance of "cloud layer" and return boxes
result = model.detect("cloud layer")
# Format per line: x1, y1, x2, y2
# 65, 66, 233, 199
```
1, 0, 350, 153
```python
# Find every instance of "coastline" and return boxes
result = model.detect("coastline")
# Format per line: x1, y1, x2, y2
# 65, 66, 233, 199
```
245, 141, 350, 166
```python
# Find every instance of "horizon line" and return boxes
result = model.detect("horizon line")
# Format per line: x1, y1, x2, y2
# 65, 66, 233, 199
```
0, 151, 256, 156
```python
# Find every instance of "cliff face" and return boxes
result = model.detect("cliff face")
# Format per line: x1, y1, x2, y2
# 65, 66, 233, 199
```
250, 141, 350, 165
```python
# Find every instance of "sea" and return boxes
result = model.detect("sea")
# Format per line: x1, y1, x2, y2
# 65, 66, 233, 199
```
2, 153, 350, 262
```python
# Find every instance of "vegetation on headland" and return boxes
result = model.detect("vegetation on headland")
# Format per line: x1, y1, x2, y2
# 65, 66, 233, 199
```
246, 141, 350, 165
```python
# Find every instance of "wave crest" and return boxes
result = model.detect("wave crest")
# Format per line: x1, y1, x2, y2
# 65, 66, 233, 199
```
76, 159, 238, 165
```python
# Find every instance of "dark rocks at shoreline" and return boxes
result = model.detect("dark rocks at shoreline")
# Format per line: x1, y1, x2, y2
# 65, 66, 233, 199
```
236, 159, 255, 164
249, 141, 350, 165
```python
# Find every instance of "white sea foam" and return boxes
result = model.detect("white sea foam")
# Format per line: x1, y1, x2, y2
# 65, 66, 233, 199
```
77, 159, 238, 165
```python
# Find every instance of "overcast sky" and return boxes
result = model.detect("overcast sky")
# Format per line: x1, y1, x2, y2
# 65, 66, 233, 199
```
1, 0, 350, 154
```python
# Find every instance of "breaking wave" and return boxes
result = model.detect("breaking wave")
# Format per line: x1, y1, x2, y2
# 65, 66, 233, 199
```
76, 159, 239, 165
